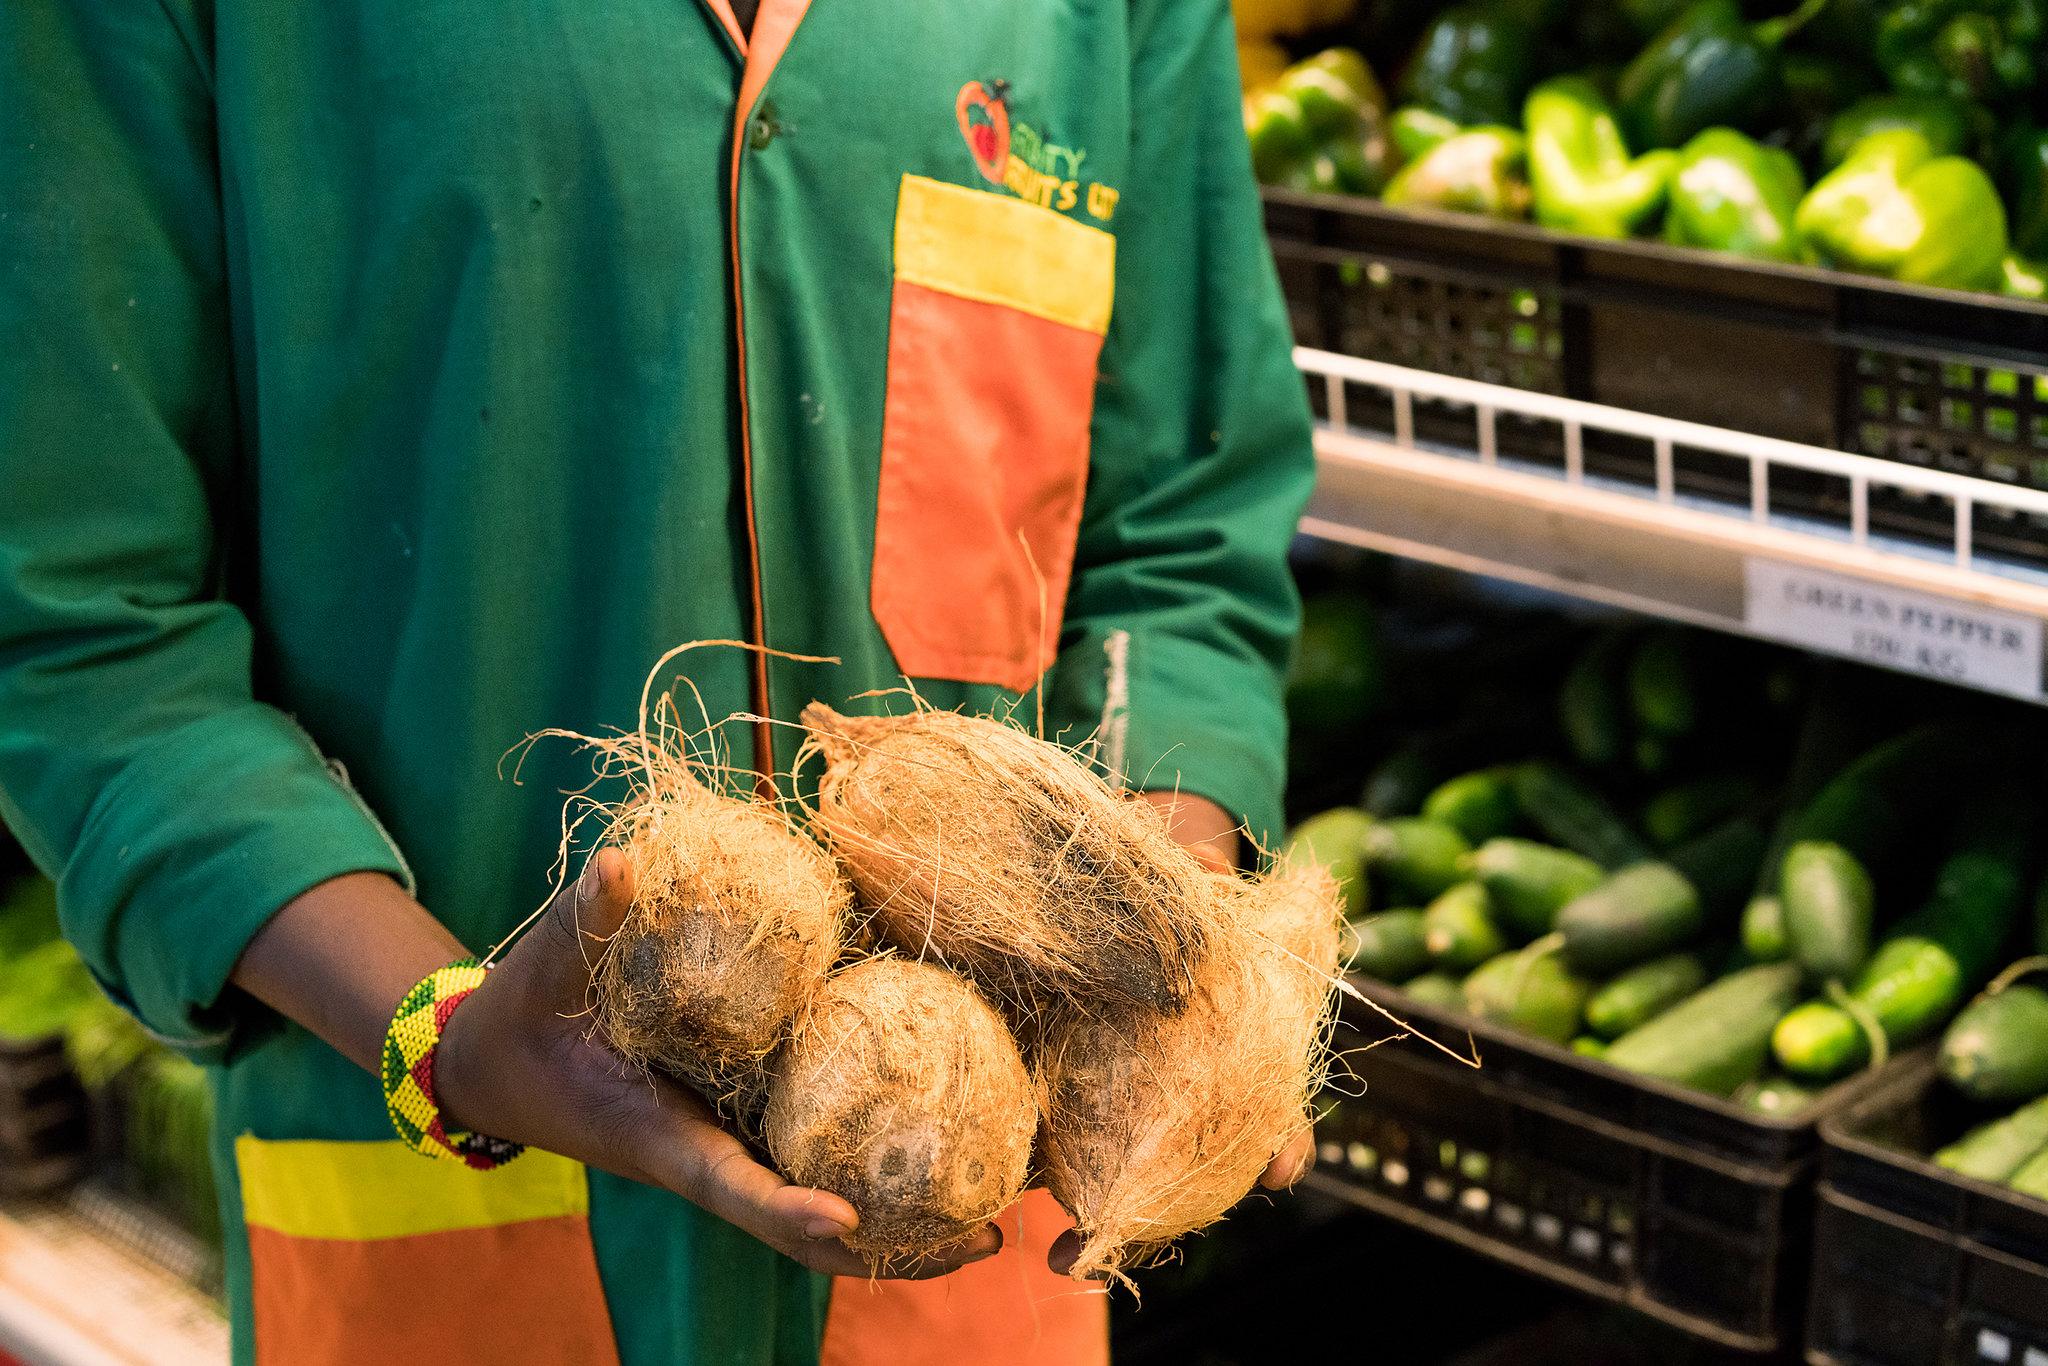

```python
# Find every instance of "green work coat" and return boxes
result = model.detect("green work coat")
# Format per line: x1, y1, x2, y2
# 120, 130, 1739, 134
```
0, 0, 1312, 1362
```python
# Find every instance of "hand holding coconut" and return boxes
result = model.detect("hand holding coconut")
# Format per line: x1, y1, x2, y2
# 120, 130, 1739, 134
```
433, 848, 1004, 1279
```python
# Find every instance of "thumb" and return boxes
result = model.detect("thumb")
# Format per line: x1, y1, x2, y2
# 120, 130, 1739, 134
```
511, 846, 636, 1006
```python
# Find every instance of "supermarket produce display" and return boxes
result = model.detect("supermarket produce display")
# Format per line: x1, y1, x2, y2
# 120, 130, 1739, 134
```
1285, 560, 2048, 1351
1299, 603, 2044, 1109
1240, 0, 2048, 296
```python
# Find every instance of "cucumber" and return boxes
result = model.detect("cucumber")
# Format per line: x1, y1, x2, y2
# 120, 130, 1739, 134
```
1399, 970, 1466, 1009
1361, 743, 1443, 818
1633, 734, 1676, 777
1570, 1035, 1608, 1057
1603, 962, 1806, 1096
1284, 807, 1375, 917
1773, 938, 1963, 1081
1772, 798, 2035, 1081
1781, 840, 1875, 982
1342, 909, 1429, 981
1420, 769, 1520, 844
2009, 1144, 2048, 1201
1511, 761, 1653, 869
1935, 1094, 2048, 1181
1557, 816, 1766, 976
1463, 839, 1607, 940
1462, 948, 1593, 1043
1641, 775, 1763, 850
1628, 628, 1702, 739
1736, 1074, 1820, 1118
1558, 629, 1632, 770
1667, 812, 1771, 912
1769, 722, 1994, 915
1558, 864, 1700, 977
2035, 872, 2048, 955
1422, 882, 1506, 970
1584, 952, 1709, 1039
1941, 985, 2048, 1102
1366, 818, 1473, 902
1742, 895, 1789, 961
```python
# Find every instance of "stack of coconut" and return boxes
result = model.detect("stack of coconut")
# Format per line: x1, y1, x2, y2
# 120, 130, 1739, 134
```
587, 691, 1342, 1281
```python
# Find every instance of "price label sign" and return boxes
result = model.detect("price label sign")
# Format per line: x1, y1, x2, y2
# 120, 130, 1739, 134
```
1744, 559, 2044, 701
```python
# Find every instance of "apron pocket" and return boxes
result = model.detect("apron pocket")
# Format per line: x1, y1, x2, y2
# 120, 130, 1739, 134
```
872, 174, 1116, 692
236, 1137, 618, 1366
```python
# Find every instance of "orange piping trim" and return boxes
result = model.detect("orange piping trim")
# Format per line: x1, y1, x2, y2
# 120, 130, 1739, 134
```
701, 0, 747, 53
726, 0, 813, 795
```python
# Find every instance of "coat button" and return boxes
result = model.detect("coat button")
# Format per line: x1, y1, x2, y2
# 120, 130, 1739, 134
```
748, 103, 780, 150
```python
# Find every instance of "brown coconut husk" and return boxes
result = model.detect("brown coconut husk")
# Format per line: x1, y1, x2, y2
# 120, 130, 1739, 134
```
763, 955, 1037, 1268
1036, 862, 1343, 1282
799, 702, 1210, 1016
536, 643, 849, 1121
593, 766, 847, 1115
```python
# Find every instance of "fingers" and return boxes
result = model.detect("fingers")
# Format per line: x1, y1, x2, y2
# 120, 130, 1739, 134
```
625, 1095, 1005, 1280
634, 1099, 856, 1240
1257, 1128, 1315, 1191
1047, 1228, 1082, 1277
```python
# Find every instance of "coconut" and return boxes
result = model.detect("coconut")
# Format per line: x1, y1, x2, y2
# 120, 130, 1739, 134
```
763, 956, 1036, 1267
548, 645, 849, 1119
1036, 862, 1343, 1280
594, 762, 847, 1114
800, 703, 1209, 1016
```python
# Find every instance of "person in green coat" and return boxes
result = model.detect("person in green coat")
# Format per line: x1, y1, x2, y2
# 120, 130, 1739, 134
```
0, 1, 1315, 1363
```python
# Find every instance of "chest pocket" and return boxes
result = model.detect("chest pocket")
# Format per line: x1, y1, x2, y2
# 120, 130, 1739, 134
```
871, 174, 1115, 692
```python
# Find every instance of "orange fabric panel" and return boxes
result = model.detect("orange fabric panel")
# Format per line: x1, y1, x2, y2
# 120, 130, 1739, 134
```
700, 0, 746, 51
871, 281, 1102, 691
820, 1190, 1107, 1366
737, 0, 811, 120
248, 1215, 619, 1366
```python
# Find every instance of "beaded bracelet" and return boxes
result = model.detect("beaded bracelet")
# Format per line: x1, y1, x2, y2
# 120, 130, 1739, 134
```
381, 958, 524, 1169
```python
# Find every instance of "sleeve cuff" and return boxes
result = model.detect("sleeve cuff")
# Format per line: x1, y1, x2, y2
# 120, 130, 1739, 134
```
57, 706, 410, 1060
1047, 626, 1288, 856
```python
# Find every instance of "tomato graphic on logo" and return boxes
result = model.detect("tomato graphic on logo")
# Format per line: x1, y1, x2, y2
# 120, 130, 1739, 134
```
955, 80, 1011, 184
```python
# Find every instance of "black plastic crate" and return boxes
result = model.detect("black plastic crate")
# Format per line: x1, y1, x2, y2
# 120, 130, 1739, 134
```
1317, 984, 1902, 1355
0, 1033, 89, 1195
1809, 1059, 2048, 1366
1267, 192, 2048, 570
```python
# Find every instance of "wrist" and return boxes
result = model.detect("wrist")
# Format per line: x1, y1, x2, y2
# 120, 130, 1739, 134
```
231, 871, 469, 1075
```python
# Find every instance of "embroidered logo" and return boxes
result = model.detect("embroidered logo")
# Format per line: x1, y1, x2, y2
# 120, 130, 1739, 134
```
956, 79, 1012, 184
955, 79, 1119, 222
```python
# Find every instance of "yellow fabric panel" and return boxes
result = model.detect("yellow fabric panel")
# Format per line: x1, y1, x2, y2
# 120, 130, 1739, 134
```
893, 174, 1115, 335
236, 1136, 588, 1241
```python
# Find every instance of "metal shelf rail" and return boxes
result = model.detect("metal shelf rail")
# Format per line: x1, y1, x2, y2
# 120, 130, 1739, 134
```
1298, 346, 2048, 703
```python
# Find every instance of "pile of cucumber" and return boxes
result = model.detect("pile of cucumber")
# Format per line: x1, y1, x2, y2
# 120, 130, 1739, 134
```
1929, 968, 2048, 1202
1293, 626, 2044, 1115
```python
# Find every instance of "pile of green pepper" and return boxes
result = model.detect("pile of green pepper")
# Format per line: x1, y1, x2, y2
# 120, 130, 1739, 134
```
1243, 0, 2048, 299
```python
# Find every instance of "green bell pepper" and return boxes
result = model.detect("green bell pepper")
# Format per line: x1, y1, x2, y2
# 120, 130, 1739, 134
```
1248, 51, 1396, 195
1780, 53, 1883, 164
1383, 126, 1533, 218
1526, 77, 1680, 237
1822, 93, 1979, 168
1665, 128, 1807, 261
1998, 125, 2048, 258
1280, 48, 1388, 137
1400, 2, 1541, 128
1616, 0, 1832, 151
1391, 105, 1463, 162
1795, 129, 2010, 290
2002, 253, 2048, 299
1876, 0, 2042, 105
